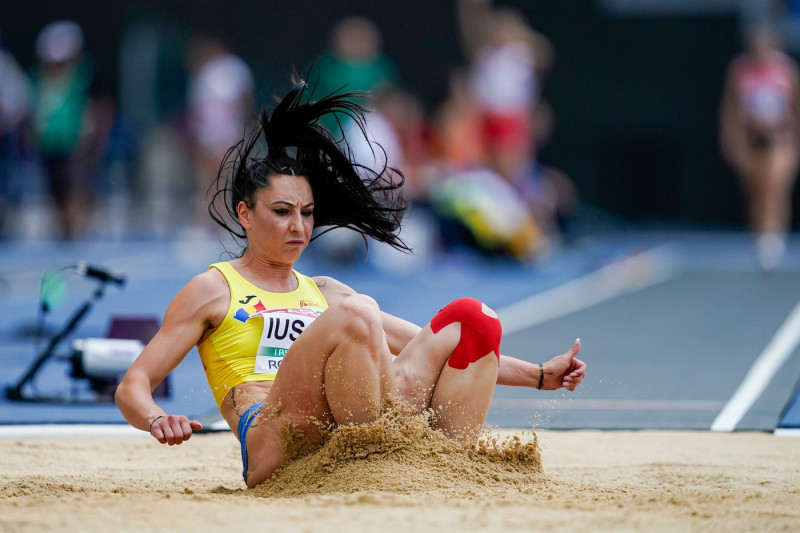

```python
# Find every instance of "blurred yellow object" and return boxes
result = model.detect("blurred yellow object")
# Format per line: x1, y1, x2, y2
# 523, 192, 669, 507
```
431, 167, 545, 260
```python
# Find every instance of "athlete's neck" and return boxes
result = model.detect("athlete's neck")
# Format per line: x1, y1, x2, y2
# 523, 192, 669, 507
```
232, 253, 298, 293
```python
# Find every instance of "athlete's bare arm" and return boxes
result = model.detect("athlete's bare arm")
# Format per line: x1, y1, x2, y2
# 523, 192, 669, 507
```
498, 339, 584, 391
115, 269, 229, 444
313, 276, 585, 390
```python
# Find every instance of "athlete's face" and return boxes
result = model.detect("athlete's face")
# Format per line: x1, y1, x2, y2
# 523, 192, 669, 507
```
238, 174, 315, 263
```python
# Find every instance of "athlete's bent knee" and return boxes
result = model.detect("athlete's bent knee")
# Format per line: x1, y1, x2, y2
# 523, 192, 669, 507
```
338, 294, 383, 344
430, 297, 502, 369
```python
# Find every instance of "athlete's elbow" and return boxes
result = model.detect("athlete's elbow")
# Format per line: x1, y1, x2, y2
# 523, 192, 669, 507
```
114, 378, 131, 411
114, 372, 143, 412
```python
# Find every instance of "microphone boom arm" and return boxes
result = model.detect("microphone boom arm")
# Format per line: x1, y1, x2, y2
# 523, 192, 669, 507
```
6, 277, 112, 401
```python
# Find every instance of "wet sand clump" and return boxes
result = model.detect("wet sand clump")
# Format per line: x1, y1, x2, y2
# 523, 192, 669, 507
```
252, 408, 545, 498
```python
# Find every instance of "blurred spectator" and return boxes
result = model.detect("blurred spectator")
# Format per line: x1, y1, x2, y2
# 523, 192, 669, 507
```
0, 30, 31, 237
313, 87, 407, 265
343, 85, 439, 271
720, 25, 800, 270
457, 0, 553, 184
312, 16, 398, 136
429, 67, 543, 260
308, 17, 416, 267
28, 20, 112, 239
432, 0, 560, 260
428, 62, 555, 261
348, 86, 433, 201
185, 35, 254, 229
433, 67, 489, 170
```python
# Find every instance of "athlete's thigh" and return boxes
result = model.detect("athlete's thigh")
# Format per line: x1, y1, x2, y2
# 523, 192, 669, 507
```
266, 307, 351, 423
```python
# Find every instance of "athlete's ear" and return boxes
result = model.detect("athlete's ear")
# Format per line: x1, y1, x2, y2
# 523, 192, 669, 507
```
237, 201, 252, 230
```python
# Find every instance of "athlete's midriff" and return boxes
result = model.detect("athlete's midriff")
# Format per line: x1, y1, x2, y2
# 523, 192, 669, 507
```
220, 381, 274, 436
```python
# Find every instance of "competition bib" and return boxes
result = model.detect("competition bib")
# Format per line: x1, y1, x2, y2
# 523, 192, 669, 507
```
252, 308, 322, 374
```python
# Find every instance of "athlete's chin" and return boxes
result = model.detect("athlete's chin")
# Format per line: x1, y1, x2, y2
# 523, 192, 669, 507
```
283, 244, 307, 260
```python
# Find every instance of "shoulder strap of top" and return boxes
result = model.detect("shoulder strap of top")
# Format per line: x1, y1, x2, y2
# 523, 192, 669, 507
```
209, 262, 253, 291
294, 270, 329, 307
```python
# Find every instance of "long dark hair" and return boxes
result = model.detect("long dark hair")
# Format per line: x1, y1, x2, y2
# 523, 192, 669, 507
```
209, 77, 409, 255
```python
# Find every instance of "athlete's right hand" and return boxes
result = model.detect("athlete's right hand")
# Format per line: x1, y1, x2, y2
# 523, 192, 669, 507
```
149, 414, 203, 445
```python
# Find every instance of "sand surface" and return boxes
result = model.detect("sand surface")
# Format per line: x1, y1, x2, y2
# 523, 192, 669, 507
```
2, 424, 799, 532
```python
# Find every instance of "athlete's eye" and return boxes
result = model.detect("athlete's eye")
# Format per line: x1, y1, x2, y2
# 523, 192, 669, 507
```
274, 209, 290, 216
302, 210, 314, 217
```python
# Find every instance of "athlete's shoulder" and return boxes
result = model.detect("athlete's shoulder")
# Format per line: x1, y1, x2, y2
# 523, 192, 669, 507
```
178, 268, 230, 315
161, 268, 230, 330
312, 276, 357, 303
189, 266, 229, 293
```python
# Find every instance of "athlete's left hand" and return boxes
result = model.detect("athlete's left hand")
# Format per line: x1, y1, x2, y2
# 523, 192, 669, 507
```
150, 414, 203, 445
542, 338, 586, 391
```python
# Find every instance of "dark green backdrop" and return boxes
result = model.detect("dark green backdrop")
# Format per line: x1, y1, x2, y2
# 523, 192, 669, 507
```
3, 1, 794, 228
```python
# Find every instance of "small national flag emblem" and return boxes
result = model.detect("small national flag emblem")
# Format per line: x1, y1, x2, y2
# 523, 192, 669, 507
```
233, 299, 267, 323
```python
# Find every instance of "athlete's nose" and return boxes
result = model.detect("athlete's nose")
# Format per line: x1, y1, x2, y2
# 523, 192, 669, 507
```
289, 212, 302, 233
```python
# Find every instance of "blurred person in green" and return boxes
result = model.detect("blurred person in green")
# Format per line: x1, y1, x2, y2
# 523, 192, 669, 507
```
312, 16, 398, 136
29, 20, 112, 239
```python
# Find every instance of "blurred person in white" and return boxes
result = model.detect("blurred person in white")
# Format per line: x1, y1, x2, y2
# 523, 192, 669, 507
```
311, 87, 403, 264
317, 86, 426, 267
720, 26, 800, 270
457, 0, 553, 186
342, 86, 439, 271
29, 20, 112, 239
186, 36, 254, 231
0, 30, 31, 237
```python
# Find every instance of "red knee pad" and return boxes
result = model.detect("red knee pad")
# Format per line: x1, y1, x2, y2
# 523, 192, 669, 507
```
430, 297, 502, 369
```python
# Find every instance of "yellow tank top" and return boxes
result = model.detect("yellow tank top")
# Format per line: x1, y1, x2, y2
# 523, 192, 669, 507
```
197, 262, 328, 408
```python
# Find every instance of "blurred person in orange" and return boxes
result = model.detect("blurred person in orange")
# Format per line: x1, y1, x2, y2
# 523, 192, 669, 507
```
433, 67, 489, 170
720, 26, 800, 269
431, 66, 562, 260
457, 0, 553, 185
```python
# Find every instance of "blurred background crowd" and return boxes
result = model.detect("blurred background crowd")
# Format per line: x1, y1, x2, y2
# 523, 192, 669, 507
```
2, 0, 800, 269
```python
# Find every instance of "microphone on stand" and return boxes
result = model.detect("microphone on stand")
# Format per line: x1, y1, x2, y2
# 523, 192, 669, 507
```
75, 261, 126, 287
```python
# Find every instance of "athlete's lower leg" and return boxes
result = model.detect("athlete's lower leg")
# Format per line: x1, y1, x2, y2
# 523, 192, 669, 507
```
427, 298, 502, 442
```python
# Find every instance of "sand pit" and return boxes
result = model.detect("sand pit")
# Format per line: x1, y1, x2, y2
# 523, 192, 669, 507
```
1, 420, 799, 532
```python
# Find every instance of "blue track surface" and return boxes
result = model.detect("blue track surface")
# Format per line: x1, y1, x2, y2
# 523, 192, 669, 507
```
2, 230, 800, 432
